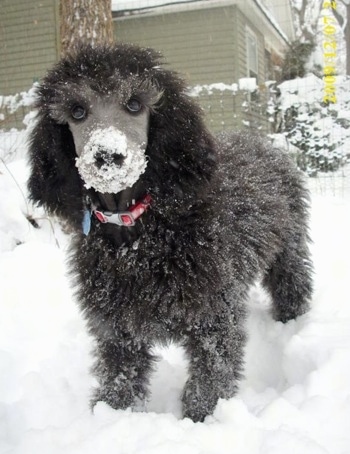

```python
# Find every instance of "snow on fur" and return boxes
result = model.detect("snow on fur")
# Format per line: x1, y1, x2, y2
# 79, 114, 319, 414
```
75, 127, 147, 194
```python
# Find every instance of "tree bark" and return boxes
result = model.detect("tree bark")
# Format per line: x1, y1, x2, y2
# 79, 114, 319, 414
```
60, 0, 114, 56
346, 3, 350, 75
291, 0, 322, 43
332, 1, 350, 75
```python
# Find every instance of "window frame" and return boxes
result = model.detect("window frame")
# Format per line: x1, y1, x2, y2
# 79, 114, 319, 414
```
245, 25, 259, 81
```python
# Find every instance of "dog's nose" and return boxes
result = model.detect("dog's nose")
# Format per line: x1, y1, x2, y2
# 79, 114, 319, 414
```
94, 150, 125, 168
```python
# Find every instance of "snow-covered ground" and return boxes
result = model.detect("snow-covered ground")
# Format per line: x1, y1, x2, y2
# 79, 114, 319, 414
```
1, 130, 350, 454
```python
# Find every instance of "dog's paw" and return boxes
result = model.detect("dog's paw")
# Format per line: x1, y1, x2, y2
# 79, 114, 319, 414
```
272, 300, 310, 324
90, 383, 146, 413
181, 379, 218, 423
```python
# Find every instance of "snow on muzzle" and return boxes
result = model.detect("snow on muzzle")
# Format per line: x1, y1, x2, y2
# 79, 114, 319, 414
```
75, 127, 148, 194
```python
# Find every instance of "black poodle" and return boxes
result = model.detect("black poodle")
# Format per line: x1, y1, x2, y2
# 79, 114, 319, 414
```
28, 44, 312, 422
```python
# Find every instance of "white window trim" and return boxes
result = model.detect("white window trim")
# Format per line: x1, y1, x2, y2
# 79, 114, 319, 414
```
245, 26, 259, 80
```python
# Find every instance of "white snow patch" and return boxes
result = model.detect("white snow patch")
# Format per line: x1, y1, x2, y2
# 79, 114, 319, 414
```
1, 128, 350, 453
189, 82, 238, 97
278, 74, 324, 110
239, 78, 257, 92
112, 0, 193, 10
0, 85, 37, 113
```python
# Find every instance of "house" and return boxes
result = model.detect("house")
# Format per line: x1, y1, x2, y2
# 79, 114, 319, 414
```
0, 0, 59, 129
112, 0, 295, 132
0, 0, 294, 132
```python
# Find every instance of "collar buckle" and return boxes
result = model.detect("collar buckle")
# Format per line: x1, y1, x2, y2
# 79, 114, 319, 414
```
93, 194, 152, 228
94, 210, 136, 226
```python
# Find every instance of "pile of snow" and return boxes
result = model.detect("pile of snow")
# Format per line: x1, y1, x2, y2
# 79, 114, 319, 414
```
1, 127, 350, 453
189, 78, 258, 97
278, 74, 350, 116
189, 82, 238, 97
112, 0, 210, 13
238, 78, 257, 92
278, 74, 324, 111
0, 86, 37, 115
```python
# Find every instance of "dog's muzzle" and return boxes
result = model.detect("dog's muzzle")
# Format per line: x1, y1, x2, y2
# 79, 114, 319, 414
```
94, 149, 125, 168
75, 127, 148, 194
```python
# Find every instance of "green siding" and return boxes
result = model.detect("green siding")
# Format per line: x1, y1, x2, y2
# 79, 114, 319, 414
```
114, 5, 270, 133
0, 1, 273, 133
0, 0, 59, 95
115, 6, 238, 86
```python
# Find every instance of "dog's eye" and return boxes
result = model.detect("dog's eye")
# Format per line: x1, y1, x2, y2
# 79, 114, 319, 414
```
71, 105, 86, 120
126, 98, 142, 113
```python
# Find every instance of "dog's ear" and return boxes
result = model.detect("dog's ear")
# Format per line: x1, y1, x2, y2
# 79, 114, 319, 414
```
28, 112, 84, 229
147, 72, 217, 195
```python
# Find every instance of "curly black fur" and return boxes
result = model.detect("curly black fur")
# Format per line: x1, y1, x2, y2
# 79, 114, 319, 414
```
28, 43, 313, 422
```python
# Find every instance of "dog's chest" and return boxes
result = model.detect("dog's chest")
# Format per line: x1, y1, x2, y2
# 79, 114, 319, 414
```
82, 226, 222, 329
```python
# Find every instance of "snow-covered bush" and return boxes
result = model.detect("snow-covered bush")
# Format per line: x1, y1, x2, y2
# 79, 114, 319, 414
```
276, 74, 350, 175
0, 86, 37, 163
0, 87, 37, 116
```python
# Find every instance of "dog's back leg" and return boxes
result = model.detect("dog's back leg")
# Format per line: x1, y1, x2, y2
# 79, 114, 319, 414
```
263, 232, 313, 323
90, 334, 155, 411
181, 298, 247, 422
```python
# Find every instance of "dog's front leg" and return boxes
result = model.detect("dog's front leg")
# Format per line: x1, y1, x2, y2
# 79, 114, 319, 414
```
90, 334, 155, 412
182, 303, 247, 422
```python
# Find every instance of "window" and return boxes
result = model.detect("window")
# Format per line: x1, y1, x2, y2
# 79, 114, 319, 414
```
265, 49, 273, 80
246, 27, 258, 81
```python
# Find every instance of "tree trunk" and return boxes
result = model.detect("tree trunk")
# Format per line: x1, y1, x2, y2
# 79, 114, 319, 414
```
291, 0, 322, 43
60, 0, 114, 56
346, 3, 350, 75
332, 1, 350, 75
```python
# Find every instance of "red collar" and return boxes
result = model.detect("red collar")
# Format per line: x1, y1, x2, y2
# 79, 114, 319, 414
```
93, 194, 152, 227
